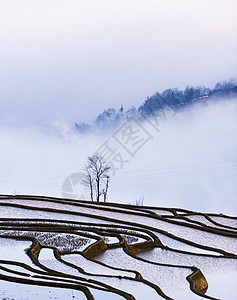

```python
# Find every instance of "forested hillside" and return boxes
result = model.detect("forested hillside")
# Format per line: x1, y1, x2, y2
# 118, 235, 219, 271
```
75, 81, 237, 133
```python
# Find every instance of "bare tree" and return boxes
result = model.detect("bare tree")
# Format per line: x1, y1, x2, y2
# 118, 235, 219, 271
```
82, 154, 111, 202
82, 167, 94, 201
134, 195, 144, 206
103, 175, 110, 202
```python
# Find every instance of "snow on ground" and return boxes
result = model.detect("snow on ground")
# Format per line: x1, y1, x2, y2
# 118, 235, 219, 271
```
0, 196, 236, 299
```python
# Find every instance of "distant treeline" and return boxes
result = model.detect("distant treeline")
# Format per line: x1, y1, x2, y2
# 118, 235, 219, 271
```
75, 80, 237, 133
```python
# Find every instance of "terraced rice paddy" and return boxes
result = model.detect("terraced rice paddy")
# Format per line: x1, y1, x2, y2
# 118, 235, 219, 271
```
0, 195, 236, 299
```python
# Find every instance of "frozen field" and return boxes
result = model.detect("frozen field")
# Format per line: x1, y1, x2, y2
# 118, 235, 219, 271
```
0, 195, 236, 299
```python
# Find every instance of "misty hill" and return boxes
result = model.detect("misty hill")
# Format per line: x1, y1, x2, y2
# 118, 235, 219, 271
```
75, 80, 237, 133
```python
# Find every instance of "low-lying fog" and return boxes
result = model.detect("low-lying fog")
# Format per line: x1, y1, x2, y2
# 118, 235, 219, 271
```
0, 98, 236, 215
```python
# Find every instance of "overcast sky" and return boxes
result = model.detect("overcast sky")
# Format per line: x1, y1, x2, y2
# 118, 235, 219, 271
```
0, 1, 236, 214
0, 0, 236, 129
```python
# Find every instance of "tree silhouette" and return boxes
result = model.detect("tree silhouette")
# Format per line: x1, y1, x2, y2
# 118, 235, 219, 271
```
82, 154, 111, 202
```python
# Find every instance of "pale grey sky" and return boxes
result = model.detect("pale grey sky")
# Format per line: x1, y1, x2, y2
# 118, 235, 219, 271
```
0, 1, 236, 215
0, 0, 236, 129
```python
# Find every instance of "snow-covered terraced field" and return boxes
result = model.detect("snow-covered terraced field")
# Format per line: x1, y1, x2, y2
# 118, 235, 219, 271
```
0, 195, 236, 299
